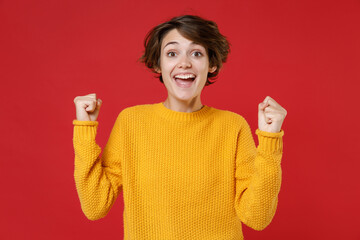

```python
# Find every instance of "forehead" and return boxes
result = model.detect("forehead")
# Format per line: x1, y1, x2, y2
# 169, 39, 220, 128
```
161, 29, 204, 49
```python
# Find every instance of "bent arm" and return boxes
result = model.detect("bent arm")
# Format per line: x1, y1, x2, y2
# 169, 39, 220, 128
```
235, 118, 284, 231
72, 114, 123, 220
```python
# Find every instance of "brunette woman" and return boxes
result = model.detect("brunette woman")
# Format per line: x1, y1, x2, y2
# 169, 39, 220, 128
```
73, 15, 287, 240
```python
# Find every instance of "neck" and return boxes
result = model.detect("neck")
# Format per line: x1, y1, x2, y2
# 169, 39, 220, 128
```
163, 96, 203, 113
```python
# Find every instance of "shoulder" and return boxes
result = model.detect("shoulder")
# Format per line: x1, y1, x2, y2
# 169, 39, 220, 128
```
211, 106, 247, 122
116, 103, 156, 121
210, 107, 249, 129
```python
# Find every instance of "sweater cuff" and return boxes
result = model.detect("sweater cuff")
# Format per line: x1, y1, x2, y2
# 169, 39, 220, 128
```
255, 129, 284, 153
73, 120, 99, 142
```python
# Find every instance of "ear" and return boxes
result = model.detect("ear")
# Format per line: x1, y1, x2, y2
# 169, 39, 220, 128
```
155, 67, 161, 74
209, 66, 217, 73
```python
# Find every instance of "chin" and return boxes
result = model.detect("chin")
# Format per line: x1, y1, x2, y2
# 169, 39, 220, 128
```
174, 94, 195, 102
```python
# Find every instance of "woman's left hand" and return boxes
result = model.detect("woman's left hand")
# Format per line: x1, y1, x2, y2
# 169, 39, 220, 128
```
258, 96, 287, 133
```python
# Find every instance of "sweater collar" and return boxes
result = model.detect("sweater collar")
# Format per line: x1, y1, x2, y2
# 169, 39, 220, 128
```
153, 102, 214, 122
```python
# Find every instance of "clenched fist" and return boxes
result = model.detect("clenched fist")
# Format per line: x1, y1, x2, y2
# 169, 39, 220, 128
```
258, 96, 287, 133
73, 93, 102, 121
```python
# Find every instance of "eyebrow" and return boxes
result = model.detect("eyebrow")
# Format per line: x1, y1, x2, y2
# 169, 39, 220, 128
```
163, 41, 178, 49
163, 41, 200, 50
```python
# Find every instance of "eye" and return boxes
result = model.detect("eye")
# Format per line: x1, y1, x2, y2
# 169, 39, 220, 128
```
192, 51, 202, 57
167, 51, 177, 57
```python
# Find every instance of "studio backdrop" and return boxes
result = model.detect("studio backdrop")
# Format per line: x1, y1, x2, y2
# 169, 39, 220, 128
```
0, 0, 359, 239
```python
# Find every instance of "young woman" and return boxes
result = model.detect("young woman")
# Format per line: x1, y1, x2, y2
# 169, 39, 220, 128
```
73, 15, 287, 240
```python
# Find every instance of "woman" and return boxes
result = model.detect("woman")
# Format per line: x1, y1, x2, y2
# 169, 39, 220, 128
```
73, 15, 287, 240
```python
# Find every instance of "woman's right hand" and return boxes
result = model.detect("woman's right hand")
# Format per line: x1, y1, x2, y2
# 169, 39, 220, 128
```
73, 93, 102, 121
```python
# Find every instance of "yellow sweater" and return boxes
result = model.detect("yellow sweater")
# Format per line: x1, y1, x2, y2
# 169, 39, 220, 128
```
72, 102, 284, 240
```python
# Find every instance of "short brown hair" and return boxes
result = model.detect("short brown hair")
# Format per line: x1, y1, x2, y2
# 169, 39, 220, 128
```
140, 15, 230, 86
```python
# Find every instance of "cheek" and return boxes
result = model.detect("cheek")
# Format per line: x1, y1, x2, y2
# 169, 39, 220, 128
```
159, 57, 173, 72
197, 61, 210, 76
159, 58, 173, 83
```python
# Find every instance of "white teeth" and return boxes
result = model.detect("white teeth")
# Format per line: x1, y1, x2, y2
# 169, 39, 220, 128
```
174, 74, 196, 79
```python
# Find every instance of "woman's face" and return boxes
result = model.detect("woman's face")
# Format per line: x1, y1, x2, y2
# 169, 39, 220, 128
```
158, 29, 216, 103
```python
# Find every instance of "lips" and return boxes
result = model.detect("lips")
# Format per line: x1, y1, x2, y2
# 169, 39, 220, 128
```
173, 73, 196, 88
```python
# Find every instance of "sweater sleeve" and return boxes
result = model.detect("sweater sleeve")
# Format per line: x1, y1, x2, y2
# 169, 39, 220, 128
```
72, 114, 123, 221
234, 117, 284, 231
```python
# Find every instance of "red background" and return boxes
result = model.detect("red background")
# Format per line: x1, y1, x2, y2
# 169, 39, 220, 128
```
1, 0, 359, 239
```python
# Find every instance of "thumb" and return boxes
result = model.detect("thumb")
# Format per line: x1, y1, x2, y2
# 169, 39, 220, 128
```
96, 99, 102, 108
258, 101, 271, 129
258, 102, 267, 112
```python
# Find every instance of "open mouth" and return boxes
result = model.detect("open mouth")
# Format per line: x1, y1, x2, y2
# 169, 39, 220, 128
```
173, 73, 196, 88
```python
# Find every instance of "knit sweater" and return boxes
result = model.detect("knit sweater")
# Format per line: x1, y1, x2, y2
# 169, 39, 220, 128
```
72, 102, 284, 240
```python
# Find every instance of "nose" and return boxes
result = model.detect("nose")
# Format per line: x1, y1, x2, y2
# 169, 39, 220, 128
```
177, 55, 192, 69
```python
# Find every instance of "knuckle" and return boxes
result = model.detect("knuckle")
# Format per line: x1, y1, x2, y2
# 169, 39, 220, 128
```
88, 93, 96, 99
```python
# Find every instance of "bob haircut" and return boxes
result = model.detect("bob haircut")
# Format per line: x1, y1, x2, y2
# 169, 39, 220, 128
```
140, 15, 230, 86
